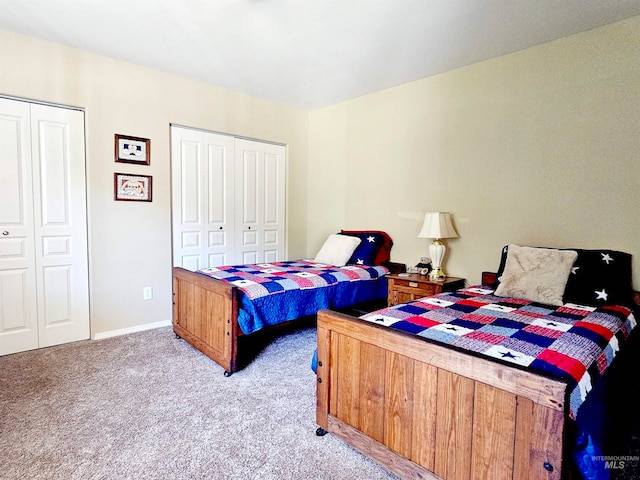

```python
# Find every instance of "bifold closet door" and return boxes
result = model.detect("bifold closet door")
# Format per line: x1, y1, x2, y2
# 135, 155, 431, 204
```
0, 98, 89, 355
171, 126, 286, 270
171, 127, 236, 270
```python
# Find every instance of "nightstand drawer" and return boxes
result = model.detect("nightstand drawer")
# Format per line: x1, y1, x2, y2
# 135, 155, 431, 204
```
393, 279, 434, 290
391, 284, 438, 305
387, 274, 465, 307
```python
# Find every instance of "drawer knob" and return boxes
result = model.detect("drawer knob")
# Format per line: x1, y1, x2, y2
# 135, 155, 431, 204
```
409, 282, 418, 287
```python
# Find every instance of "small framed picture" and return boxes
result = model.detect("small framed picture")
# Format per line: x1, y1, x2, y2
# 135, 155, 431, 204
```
114, 173, 152, 202
115, 134, 150, 165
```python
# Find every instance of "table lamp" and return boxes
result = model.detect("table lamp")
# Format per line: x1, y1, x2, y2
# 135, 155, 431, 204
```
418, 212, 459, 280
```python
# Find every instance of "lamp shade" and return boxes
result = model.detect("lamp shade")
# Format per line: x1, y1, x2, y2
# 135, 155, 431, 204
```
418, 212, 459, 239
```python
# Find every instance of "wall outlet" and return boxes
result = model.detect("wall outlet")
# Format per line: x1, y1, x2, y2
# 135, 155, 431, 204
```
143, 286, 153, 300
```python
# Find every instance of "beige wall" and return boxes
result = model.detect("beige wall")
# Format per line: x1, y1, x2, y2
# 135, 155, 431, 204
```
0, 29, 309, 337
2, 16, 639, 339
308, 17, 640, 287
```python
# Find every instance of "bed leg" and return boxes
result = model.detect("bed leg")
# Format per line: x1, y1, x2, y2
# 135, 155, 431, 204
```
175, 333, 181, 339
224, 370, 233, 377
315, 427, 327, 436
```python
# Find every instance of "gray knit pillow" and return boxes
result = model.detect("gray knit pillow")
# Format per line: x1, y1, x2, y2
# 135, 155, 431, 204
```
494, 245, 578, 306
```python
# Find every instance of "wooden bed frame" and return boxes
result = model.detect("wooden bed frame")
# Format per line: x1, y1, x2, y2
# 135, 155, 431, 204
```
315, 273, 640, 480
173, 267, 240, 375
172, 263, 401, 375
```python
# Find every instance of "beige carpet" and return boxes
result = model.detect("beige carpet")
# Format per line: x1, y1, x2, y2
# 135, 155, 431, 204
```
0, 326, 398, 480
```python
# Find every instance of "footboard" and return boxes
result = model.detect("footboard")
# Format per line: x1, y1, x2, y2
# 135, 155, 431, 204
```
316, 310, 568, 480
172, 267, 240, 374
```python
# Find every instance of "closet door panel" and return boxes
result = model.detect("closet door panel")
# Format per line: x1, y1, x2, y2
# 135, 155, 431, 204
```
262, 149, 285, 263
206, 143, 233, 265
0, 99, 38, 354
176, 138, 204, 271
234, 139, 285, 264
30, 104, 89, 347
172, 127, 235, 270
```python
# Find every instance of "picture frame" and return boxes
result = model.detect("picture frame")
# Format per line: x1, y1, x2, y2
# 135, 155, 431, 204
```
114, 173, 152, 202
115, 134, 150, 165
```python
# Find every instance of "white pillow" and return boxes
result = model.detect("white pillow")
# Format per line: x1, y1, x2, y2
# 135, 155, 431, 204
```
494, 244, 578, 306
314, 234, 362, 267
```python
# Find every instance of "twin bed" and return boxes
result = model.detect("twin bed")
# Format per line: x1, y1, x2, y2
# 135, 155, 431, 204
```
316, 246, 638, 480
172, 230, 396, 375
172, 238, 638, 480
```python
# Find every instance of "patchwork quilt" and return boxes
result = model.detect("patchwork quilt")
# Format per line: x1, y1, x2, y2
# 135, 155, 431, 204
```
200, 261, 388, 299
199, 260, 389, 334
361, 286, 636, 419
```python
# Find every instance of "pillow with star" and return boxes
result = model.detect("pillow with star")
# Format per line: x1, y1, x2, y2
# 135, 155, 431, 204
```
495, 246, 633, 307
338, 231, 389, 266
562, 249, 633, 307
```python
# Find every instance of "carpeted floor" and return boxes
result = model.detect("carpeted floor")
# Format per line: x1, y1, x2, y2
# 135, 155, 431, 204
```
1, 324, 638, 480
0, 326, 399, 480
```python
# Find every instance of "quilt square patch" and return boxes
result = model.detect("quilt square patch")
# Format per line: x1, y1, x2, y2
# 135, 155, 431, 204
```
501, 337, 546, 357
392, 320, 430, 334
522, 324, 564, 339
465, 330, 506, 345
362, 314, 402, 327
460, 312, 496, 325
483, 345, 535, 367
512, 329, 556, 348
450, 335, 495, 352
418, 297, 454, 308
405, 315, 440, 328
418, 328, 458, 344
531, 318, 573, 332
430, 323, 473, 336
535, 349, 587, 382
397, 303, 430, 315
478, 324, 519, 337
480, 304, 517, 314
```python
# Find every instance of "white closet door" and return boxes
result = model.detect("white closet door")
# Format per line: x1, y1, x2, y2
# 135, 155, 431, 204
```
30, 104, 89, 348
234, 139, 285, 264
0, 99, 38, 354
0, 99, 88, 355
171, 127, 235, 270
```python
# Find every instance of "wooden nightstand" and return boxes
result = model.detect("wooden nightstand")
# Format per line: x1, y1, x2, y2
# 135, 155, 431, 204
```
387, 274, 465, 306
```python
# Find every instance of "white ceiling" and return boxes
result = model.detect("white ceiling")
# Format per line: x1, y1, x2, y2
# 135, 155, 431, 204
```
2, 0, 640, 110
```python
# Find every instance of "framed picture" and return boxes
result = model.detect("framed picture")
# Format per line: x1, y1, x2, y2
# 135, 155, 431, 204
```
115, 134, 150, 165
114, 173, 152, 202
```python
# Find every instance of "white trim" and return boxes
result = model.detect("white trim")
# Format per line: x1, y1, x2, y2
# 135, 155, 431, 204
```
169, 122, 286, 147
0, 93, 84, 111
92, 319, 172, 340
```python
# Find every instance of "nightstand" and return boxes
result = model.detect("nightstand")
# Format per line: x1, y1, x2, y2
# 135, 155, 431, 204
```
387, 273, 465, 306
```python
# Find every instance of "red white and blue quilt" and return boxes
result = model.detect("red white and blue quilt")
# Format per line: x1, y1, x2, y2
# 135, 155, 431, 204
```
361, 286, 636, 419
199, 261, 389, 334
200, 261, 388, 299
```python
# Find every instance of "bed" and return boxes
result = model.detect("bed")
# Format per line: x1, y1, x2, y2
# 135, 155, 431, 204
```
172, 230, 399, 375
315, 245, 639, 480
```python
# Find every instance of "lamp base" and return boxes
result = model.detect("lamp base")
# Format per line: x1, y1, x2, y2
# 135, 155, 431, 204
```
428, 239, 447, 281
429, 267, 446, 281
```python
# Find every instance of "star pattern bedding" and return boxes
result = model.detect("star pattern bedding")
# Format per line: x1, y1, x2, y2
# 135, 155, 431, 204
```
199, 260, 389, 334
361, 286, 636, 420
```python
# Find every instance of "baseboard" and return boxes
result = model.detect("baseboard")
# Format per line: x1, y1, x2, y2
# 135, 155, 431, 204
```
92, 319, 172, 340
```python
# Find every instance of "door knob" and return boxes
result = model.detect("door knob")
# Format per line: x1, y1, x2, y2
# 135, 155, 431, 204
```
2, 231, 8, 236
